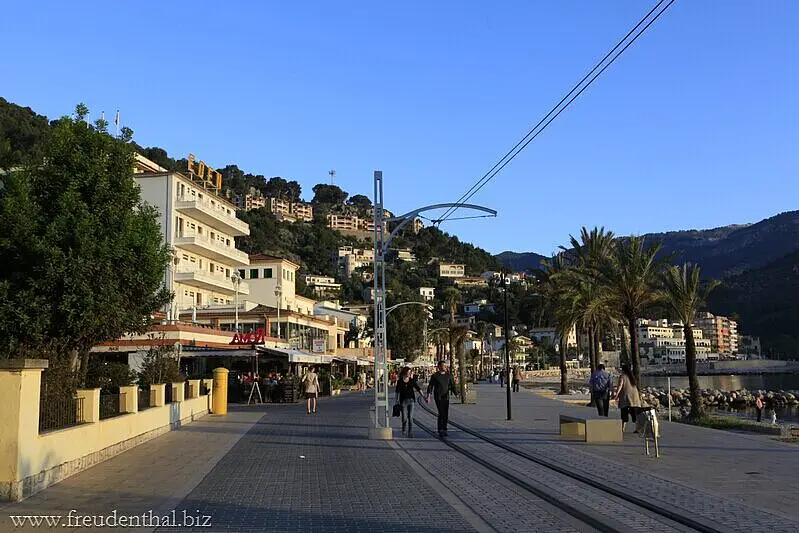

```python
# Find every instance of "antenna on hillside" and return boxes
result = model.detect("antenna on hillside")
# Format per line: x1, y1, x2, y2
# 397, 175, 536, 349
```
329, 169, 336, 185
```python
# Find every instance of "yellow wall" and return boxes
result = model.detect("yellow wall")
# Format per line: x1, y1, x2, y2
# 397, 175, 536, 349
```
0, 361, 212, 502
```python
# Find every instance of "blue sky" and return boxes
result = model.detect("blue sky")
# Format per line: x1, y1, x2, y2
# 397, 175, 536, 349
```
2, 1, 797, 255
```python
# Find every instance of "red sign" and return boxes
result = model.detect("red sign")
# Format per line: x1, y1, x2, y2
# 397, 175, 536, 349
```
230, 328, 266, 345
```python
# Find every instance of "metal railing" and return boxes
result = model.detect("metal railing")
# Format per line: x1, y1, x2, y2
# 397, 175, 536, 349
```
138, 388, 151, 410
99, 393, 124, 420
200, 381, 210, 396
184, 380, 190, 399
164, 383, 174, 404
39, 396, 84, 433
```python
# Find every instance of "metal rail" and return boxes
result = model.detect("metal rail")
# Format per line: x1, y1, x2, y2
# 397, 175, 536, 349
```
415, 400, 721, 533
412, 416, 621, 533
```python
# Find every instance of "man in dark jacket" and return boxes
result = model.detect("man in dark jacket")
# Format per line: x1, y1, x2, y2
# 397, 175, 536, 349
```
426, 360, 458, 437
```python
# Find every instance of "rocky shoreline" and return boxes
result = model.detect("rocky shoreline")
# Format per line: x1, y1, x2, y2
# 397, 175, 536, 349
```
557, 385, 799, 410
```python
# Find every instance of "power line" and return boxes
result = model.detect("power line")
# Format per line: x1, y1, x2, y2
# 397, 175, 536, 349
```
437, 0, 676, 225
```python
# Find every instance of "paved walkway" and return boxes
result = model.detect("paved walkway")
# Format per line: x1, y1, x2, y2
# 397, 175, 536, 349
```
1, 395, 482, 533
447, 383, 799, 525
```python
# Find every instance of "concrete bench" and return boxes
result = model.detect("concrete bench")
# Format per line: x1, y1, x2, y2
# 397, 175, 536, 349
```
559, 414, 623, 443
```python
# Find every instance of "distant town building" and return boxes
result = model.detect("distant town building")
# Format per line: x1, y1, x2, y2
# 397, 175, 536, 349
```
454, 276, 487, 288
391, 248, 416, 262
738, 335, 762, 359
264, 197, 313, 222
528, 326, 578, 348
439, 263, 465, 278
234, 188, 266, 211
637, 318, 713, 363
419, 287, 435, 301
695, 312, 739, 355
334, 246, 375, 277
304, 275, 342, 297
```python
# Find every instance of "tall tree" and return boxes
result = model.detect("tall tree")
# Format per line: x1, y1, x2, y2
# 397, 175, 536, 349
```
0, 105, 172, 381
312, 184, 348, 205
660, 263, 719, 419
347, 194, 372, 211
540, 254, 574, 395
598, 237, 665, 385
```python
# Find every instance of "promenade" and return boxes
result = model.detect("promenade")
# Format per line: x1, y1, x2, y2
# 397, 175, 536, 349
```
449, 383, 799, 522
2, 385, 797, 532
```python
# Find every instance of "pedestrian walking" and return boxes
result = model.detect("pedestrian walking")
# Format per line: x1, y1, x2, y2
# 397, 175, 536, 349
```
426, 360, 458, 438
499, 369, 506, 388
755, 392, 764, 422
589, 364, 612, 417
302, 366, 320, 414
395, 366, 423, 437
358, 370, 367, 393
512, 366, 522, 392
613, 363, 642, 431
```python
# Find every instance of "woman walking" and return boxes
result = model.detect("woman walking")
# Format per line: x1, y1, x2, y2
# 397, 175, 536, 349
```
395, 366, 423, 437
613, 363, 642, 432
302, 366, 320, 414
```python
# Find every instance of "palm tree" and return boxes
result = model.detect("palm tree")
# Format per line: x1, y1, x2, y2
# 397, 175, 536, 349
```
540, 253, 575, 395
475, 320, 490, 378
660, 263, 719, 419
563, 227, 616, 372
452, 326, 470, 402
598, 236, 665, 385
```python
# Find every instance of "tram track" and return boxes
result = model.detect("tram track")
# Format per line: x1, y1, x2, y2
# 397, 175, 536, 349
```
414, 399, 721, 533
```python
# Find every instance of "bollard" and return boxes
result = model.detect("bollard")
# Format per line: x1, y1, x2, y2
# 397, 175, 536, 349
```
212, 367, 229, 415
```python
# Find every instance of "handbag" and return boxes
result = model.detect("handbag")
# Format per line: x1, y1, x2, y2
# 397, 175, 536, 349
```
392, 403, 402, 417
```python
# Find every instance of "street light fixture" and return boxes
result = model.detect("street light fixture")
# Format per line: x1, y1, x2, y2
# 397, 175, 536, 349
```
231, 271, 241, 332
274, 284, 282, 339
502, 271, 511, 420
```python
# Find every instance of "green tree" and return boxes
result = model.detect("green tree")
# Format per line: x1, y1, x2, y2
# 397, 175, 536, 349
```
138, 340, 182, 388
660, 263, 719, 419
540, 253, 575, 395
598, 237, 665, 385
0, 105, 172, 384
347, 194, 372, 211
312, 184, 348, 205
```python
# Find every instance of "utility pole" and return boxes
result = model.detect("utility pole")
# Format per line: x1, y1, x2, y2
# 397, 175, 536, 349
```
329, 169, 336, 185
503, 271, 511, 420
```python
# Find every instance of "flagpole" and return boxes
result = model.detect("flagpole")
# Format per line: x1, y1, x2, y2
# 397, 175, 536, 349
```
115, 110, 120, 137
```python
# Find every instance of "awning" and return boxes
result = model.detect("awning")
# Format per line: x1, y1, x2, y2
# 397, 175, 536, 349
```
257, 346, 323, 364
179, 348, 257, 358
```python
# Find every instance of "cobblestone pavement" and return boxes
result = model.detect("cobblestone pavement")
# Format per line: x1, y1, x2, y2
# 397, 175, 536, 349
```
157, 394, 480, 533
396, 409, 584, 533
410, 406, 689, 533
443, 384, 799, 533
0, 408, 265, 533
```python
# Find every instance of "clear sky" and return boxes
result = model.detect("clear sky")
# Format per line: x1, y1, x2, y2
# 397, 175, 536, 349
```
2, 1, 797, 255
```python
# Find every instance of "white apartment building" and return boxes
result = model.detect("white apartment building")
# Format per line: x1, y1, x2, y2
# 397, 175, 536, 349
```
305, 275, 342, 297
419, 287, 435, 301
637, 318, 712, 362
237, 254, 314, 315
133, 154, 251, 319
439, 263, 465, 278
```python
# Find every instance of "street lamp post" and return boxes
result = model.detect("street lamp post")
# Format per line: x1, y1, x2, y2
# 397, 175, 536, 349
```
503, 271, 511, 420
275, 285, 282, 339
370, 170, 496, 437
231, 271, 241, 332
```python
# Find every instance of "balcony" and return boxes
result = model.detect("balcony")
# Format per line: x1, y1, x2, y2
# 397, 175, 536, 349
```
174, 231, 250, 266
175, 195, 250, 237
174, 269, 249, 295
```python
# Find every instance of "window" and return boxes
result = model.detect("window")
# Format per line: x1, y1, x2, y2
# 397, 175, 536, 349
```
250, 269, 259, 279
225, 268, 230, 277
264, 268, 273, 278
238, 269, 245, 279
